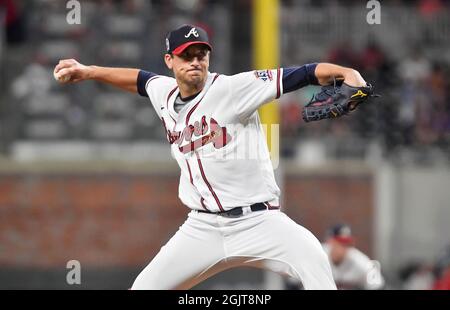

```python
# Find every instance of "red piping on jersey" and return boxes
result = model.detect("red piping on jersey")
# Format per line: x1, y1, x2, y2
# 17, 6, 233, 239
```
212, 73, 220, 84
185, 74, 220, 126
276, 68, 281, 99
195, 151, 224, 212
200, 197, 210, 211
166, 86, 179, 110
186, 159, 210, 211
167, 86, 178, 106
186, 100, 202, 126
186, 159, 194, 184
166, 86, 178, 123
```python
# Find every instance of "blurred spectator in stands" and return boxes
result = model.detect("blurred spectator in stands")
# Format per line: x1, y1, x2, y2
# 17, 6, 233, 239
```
397, 46, 431, 85
396, 47, 431, 145
429, 63, 447, 106
359, 37, 393, 89
418, 0, 443, 17
428, 63, 450, 146
415, 95, 438, 146
11, 55, 52, 99
412, 63, 450, 148
327, 39, 360, 69
418, 0, 445, 45
0, 0, 26, 45
361, 39, 385, 73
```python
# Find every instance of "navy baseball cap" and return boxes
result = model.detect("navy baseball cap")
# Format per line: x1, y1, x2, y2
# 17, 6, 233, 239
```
165, 24, 212, 56
328, 224, 354, 245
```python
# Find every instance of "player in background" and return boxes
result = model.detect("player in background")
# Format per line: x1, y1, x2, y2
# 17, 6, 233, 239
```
322, 224, 385, 290
53, 24, 372, 290
284, 223, 385, 290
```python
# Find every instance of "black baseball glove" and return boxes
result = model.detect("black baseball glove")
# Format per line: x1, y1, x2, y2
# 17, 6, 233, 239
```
302, 79, 379, 122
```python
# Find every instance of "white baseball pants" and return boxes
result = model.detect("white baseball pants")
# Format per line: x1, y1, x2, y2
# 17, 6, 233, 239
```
131, 209, 336, 290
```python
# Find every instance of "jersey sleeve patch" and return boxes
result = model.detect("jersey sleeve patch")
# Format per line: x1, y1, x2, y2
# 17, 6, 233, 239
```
254, 70, 273, 82
231, 69, 282, 120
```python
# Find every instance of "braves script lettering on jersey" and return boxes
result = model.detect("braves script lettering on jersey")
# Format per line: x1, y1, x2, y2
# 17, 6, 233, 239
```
130, 67, 336, 290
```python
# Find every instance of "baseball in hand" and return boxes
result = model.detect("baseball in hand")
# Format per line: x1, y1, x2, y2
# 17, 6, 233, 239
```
53, 70, 71, 83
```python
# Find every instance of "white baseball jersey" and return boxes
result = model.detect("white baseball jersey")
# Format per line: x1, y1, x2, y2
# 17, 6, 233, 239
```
323, 244, 385, 290
131, 64, 337, 290
141, 70, 284, 212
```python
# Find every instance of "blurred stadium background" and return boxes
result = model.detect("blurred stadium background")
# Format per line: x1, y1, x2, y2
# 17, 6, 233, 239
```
1, 0, 450, 290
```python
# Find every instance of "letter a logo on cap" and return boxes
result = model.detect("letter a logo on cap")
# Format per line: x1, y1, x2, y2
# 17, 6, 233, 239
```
185, 27, 199, 38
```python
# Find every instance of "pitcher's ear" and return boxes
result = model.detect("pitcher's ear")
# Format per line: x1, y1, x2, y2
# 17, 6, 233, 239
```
164, 54, 173, 70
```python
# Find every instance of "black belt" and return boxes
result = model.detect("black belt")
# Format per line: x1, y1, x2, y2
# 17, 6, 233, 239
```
197, 202, 279, 217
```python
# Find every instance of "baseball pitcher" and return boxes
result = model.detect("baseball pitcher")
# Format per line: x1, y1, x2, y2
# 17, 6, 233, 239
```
53, 24, 377, 290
